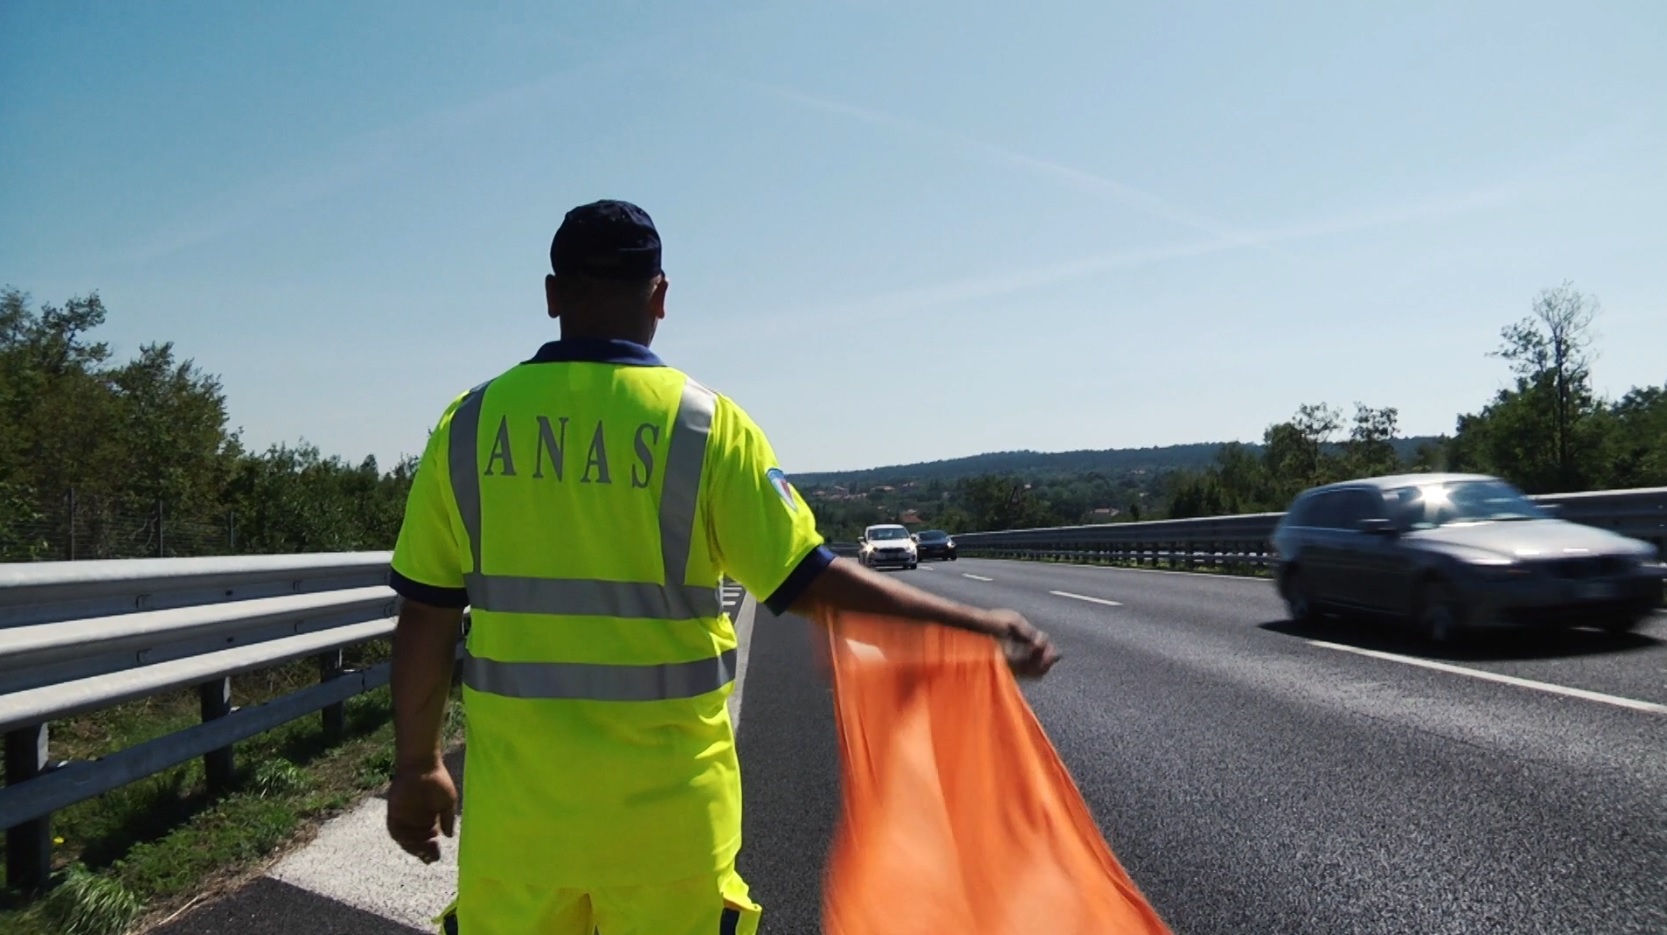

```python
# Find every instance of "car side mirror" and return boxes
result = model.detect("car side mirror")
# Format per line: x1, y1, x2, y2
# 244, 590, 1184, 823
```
911, 535, 919, 543
856, 537, 866, 545
1358, 517, 1397, 536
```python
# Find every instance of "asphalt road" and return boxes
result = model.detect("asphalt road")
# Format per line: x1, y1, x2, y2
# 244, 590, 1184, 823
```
151, 562, 1667, 933
735, 558, 1667, 934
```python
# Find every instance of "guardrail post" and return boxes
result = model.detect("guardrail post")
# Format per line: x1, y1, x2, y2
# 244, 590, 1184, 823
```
5, 724, 52, 894
319, 650, 346, 743
199, 678, 235, 793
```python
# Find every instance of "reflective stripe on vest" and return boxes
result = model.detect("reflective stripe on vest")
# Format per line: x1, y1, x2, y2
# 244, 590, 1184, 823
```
448, 375, 732, 701
464, 648, 739, 702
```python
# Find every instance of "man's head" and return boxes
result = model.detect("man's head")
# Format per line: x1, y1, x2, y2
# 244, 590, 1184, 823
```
545, 199, 668, 344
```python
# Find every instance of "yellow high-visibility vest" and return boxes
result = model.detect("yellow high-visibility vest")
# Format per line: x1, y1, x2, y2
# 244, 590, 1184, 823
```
390, 338, 830, 887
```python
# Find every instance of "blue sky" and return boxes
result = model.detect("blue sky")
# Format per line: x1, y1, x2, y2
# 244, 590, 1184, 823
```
3, 1, 1664, 474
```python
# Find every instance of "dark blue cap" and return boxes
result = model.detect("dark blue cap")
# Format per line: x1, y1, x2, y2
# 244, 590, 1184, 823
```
550, 199, 663, 281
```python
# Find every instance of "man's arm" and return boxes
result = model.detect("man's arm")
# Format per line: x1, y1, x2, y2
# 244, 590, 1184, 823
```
790, 557, 1060, 677
702, 396, 1059, 678
386, 598, 464, 863
391, 598, 463, 772
383, 402, 471, 862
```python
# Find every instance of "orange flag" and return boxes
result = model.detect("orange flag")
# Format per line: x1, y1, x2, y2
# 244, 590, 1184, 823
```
815, 609, 1174, 935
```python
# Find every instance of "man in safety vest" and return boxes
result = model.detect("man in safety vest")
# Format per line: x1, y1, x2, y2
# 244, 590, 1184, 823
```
384, 198, 1060, 935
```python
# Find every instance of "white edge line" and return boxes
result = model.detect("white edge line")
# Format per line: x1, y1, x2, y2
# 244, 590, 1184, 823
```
1049, 590, 1124, 607
729, 595, 758, 729
1308, 639, 1667, 715
962, 574, 994, 581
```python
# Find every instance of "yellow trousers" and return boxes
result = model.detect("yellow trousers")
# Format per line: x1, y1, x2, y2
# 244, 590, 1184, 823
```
437, 865, 761, 935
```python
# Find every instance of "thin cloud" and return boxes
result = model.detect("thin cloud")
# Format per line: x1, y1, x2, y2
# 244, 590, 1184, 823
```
120, 70, 587, 265
680, 176, 1519, 350
748, 82, 1273, 250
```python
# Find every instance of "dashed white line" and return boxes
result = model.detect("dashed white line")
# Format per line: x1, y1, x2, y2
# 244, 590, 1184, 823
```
962, 574, 993, 581
1049, 590, 1123, 607
1309, 640, 1667, 716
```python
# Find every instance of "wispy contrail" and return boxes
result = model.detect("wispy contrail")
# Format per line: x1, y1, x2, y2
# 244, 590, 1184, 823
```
748, 82, 1272, 250
680, 175, 1520, 349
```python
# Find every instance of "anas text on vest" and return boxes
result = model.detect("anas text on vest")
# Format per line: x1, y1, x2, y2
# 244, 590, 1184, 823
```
482, 415, 659, 488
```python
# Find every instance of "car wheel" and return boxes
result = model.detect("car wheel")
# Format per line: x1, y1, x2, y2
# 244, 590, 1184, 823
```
1417, 579, 1465, 643
1283, 568, 1316, 624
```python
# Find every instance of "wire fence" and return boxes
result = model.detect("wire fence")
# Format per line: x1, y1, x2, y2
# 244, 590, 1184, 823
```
2, 491, 243, 562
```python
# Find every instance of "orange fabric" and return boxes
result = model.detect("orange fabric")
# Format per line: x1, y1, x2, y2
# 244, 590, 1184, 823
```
815, 609, 1174, 935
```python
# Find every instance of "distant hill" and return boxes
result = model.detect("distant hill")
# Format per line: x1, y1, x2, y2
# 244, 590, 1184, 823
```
797, 437, 1444, 489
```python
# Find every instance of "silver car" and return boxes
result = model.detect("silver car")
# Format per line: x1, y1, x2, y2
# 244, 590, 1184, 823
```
858, 524, 918, 570
1270, 473, 1665, 641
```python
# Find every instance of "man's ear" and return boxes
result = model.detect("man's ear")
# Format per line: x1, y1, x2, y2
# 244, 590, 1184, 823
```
545, 274, 560, 320
650, 276, 668, 321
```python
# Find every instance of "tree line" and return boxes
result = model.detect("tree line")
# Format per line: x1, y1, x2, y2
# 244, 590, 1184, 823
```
809, 282, 1666, 537
0, 288, 416, 561
1159, 282, 1664, 520
5, 282, 1660, 558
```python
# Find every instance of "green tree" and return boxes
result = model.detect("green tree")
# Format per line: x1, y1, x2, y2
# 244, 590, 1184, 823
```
1340, 403, 1402, 478
958, 474, 1056, 530
0, 287, 420, 559
1476, 281, 1602, 490
1598, 384, 1667, 488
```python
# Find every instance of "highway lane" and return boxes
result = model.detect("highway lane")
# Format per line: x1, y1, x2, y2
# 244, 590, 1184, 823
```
145, 561, 1667, 932
734, 558, 1665, 933
925, 559, 1667, 708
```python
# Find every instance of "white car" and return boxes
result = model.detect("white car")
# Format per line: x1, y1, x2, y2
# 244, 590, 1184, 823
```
858, 524, 918, 570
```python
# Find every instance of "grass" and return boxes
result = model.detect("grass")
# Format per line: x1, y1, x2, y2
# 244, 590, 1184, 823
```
0, 641, 467, 935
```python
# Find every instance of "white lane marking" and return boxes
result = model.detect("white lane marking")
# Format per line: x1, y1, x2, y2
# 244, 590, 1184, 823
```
962, 574, 994, 581
919, 566, 935, 571
1049, 590, 1123, 607
729, 595, 758, 729
1309, 640, 1667, 716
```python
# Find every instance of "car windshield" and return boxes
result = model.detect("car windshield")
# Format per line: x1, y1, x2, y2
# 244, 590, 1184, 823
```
917, 530, 947, 540
868, 528, 910, 540
1387, 479, 1546, 529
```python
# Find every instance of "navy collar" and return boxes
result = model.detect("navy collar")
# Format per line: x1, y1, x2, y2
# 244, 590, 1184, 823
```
526, 339, 665, 367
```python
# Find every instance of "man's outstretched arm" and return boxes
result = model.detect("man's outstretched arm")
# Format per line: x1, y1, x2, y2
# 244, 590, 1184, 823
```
790, 557, 1061, 677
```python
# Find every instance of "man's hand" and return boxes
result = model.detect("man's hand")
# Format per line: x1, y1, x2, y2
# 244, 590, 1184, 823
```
794, 559, 1063, 678
386, 764, 458, 863
986, 609, 1061, 678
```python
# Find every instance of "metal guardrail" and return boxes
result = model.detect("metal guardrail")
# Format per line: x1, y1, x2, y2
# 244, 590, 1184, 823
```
4, 490, 1661, 892
950, 486, 1667, 572
0, 552, 413, 894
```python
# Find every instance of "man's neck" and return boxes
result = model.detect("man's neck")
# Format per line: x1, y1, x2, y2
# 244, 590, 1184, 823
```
558, 327, 652, 346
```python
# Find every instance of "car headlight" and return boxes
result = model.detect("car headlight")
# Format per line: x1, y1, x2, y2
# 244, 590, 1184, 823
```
946, 539, 956, 548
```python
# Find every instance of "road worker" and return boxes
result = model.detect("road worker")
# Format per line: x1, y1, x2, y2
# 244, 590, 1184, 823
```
383, 198, 1060, 935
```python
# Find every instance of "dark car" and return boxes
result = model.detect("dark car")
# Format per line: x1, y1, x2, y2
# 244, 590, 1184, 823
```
915, 529, 958, 561
1270, 473, 1664, 641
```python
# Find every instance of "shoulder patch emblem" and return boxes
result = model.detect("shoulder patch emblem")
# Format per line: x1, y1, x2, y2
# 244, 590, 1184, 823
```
766, 468, 798, 511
